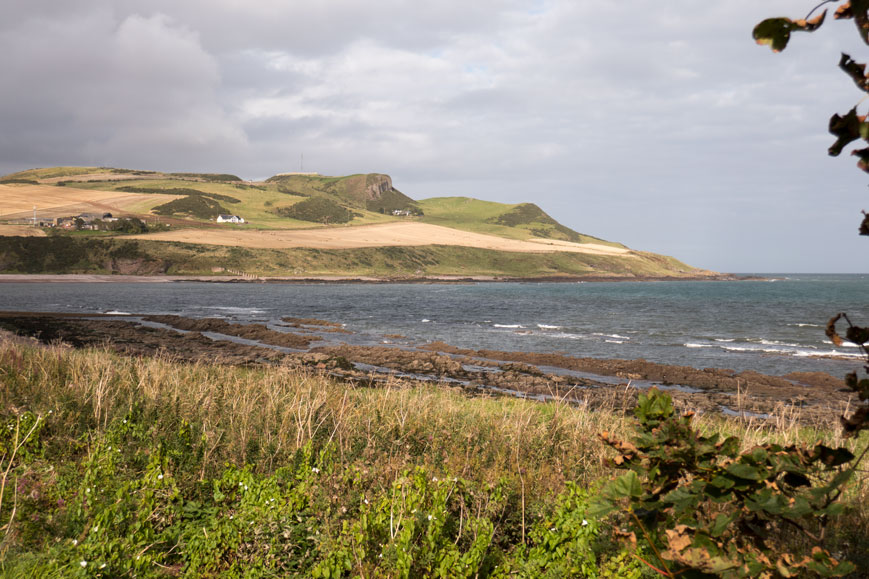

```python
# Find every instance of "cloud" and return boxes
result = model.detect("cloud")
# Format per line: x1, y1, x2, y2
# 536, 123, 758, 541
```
1, 0, 866, 271
0, 7, 245, 172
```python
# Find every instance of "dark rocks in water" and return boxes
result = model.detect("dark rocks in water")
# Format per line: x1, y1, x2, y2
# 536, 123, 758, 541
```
0, 311, 849, 426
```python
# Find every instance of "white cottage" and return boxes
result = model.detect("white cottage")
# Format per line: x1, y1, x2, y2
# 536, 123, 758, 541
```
216, 214, 245, 224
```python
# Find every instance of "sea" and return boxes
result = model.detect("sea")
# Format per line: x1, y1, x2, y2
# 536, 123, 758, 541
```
1, 274, 867, 378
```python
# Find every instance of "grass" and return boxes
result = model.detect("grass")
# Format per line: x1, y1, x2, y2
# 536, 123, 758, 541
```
0, 237, 703, 278
0, 167, 103, 180
82, 178, 394, 229
0, 333, 865, 576
418, 197, 625, 247
0, 167, 705, 277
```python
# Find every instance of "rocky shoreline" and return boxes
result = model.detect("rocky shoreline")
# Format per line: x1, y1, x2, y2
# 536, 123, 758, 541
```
0, 273, 758, 284
0, 311, 851, 426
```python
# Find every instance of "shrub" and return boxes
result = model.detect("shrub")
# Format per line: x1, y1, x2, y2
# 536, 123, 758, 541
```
275, 197, 355, 224
591, 388, 864, 578
153, 196, 229, 219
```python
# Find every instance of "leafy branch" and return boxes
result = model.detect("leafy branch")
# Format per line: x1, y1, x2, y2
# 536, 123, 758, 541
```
754, 1, 869, 236
592, 389, 861, 578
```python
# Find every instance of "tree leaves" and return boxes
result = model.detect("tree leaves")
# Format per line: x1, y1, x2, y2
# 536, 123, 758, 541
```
753, 12, 827, 52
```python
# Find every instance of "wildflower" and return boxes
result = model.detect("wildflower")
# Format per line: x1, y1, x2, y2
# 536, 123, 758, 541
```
100, 563, 107, 569
432, 477, 438, 482
85, 488, 91, 494
72, 539, 78, 546
311, 467, 320, 473
427, 514, 435, 521
80, 561, 87, 568
550, 527, 557, 532
582, 519, 589, 527
364, 498, 369, 505
157, 474, 163, 480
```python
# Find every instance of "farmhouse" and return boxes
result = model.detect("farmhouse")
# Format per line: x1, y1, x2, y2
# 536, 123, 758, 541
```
217, 214, 245, 224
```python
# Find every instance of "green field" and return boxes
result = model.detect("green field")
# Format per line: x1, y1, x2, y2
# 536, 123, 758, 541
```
418, 197, 623, 246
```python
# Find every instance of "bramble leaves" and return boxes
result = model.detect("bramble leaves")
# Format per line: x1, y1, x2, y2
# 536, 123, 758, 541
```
758, 2, 869, 229
597, 388, 860, 578
839, 52, 869, 91
828, 107, 868, 156
753, 12, 827, 52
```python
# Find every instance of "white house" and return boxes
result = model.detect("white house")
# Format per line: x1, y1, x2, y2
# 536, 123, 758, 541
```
217, 214, 245, 224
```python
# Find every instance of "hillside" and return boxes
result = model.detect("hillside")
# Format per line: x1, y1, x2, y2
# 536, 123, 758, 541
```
0, 166, 714, 279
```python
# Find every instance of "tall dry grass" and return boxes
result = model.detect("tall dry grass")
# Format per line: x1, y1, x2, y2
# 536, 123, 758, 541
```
1, 334, 865, 507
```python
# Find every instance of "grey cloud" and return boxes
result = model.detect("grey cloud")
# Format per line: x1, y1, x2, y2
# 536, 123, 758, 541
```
2, 0, 866, 271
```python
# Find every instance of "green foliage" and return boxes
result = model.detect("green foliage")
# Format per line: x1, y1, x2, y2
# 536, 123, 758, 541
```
153, 195, 229, 219
593, 388, 862, 578
313, 467, 501, 578
0, 237, 166, 274
364, 187, 422, 215
0, 179, 38, 185
497, 483, 605, 578
488, 203, 582, 242
168, 172, 242, 182
275, 197, 356, 224
116, 186, 241, 204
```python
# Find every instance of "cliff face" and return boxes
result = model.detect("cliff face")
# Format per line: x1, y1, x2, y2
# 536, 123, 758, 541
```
364, 174, 393, 200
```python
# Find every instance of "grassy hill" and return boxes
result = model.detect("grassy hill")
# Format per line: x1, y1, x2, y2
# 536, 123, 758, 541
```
0, 166, 713, 278
418, 197, 622, 246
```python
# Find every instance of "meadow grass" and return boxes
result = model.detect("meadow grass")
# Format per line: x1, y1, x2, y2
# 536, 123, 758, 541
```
1, 335, 866, 576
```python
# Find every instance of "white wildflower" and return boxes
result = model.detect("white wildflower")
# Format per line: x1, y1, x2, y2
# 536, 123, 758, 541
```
72, 539, 78, 546
582, 519, 589, 526
157, 474, 163, 480
311, 467, 320, 473
80, 561, 87, 568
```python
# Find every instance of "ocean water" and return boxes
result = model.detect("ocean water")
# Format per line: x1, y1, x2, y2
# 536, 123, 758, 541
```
1, 274, 867, 377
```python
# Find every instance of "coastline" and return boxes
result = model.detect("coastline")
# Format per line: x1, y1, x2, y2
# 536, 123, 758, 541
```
0, 310, 847, 425
0, 273, 756, 284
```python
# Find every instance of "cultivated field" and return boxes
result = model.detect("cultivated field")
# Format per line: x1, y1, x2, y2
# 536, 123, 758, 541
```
0, 225, 46, 237
129, 221, 635, 256
0, 183, 178, 220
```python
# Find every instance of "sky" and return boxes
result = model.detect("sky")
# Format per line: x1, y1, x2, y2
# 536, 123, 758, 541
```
2, 1, 868, 273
